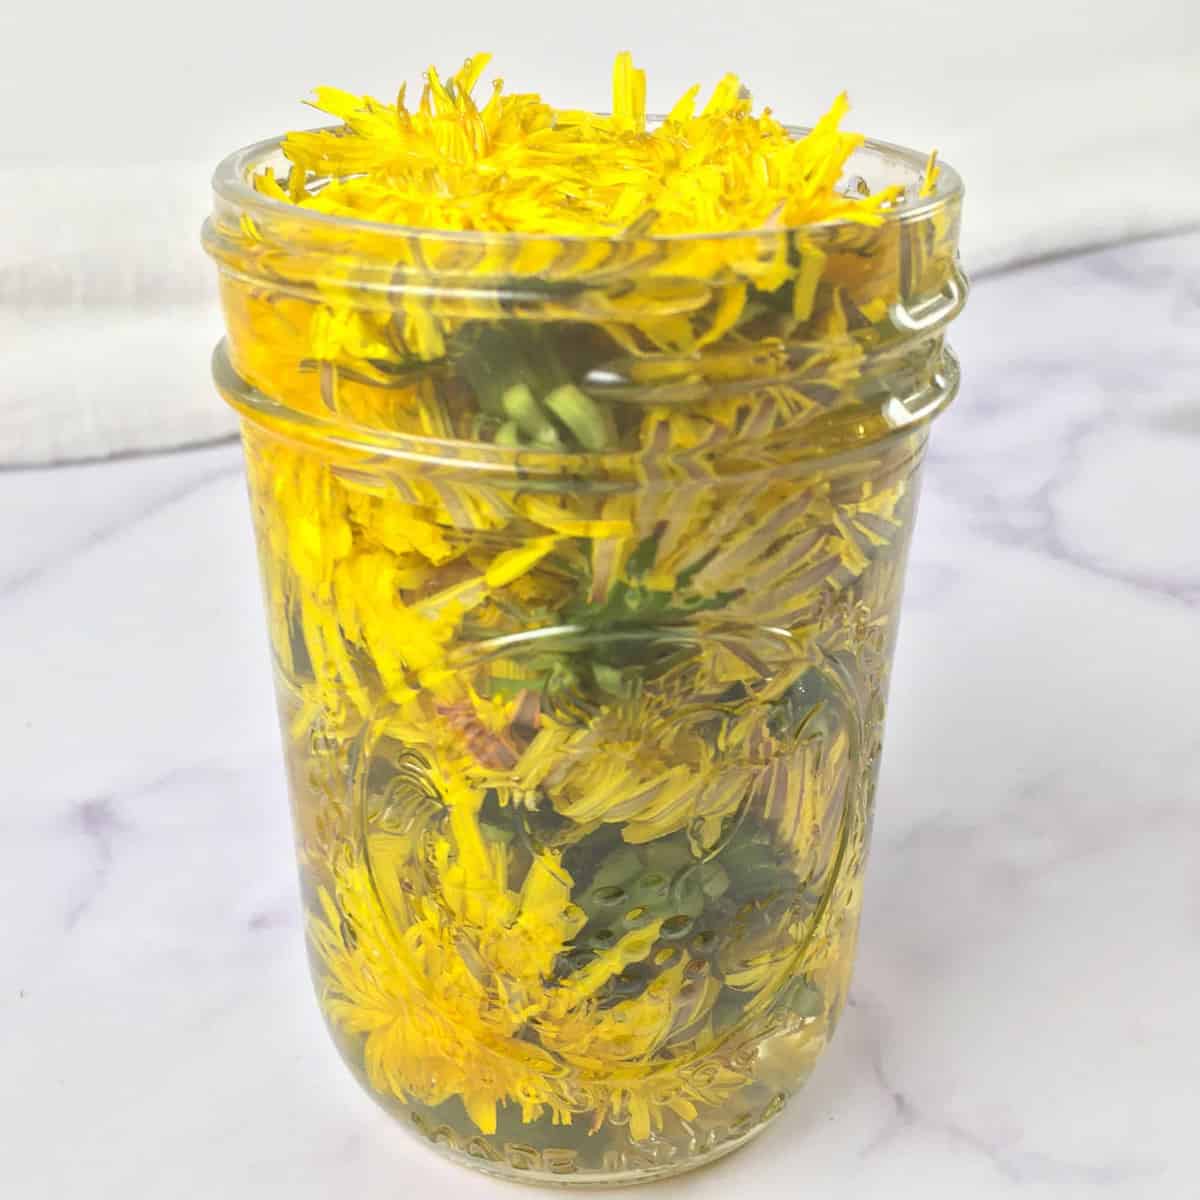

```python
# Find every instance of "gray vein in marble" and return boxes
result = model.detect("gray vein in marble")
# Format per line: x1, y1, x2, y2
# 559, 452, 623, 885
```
856, 994, 1160, 1189
926, 232, 1200, 610
64, 796, 129, 931
970, 224, 1200, 284
247, 901, 300, 934
0, 458, 242, 599
0, 430, 240, 475
929, 422, 1200, 609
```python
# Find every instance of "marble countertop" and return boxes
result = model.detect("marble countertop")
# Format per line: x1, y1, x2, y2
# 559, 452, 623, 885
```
4, 232, 1198, 1199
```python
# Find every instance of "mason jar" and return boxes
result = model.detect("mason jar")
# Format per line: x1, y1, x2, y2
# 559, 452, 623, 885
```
203, 130, 965, 1186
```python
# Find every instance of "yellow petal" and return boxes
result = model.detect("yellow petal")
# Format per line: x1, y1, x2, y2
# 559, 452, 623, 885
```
629, 1094, 653, 1141
612, 51, 647, 133
695, 282, 748, 349
464, 1090, 498, 1134
485, 535, 560, 588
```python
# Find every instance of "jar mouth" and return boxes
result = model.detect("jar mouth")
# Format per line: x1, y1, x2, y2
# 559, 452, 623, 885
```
208, 121, 963, 252
206, 120, 965, 466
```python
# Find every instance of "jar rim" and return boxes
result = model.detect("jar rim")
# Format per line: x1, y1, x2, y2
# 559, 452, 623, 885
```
209, 121, 964, 250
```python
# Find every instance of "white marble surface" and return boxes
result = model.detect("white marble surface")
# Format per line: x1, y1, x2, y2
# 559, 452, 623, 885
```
3, 233, 1198, 1198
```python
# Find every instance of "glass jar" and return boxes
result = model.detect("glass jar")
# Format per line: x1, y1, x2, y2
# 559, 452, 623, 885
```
203, 131, 965, 1186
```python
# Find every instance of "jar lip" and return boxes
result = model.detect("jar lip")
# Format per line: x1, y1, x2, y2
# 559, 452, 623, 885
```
210, 121, 964, 249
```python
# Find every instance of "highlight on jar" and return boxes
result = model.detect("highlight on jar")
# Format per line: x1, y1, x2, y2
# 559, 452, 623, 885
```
202, 51, 966, 1187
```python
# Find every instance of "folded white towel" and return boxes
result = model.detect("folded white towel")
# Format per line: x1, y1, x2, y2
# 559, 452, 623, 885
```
0, 163, 229, 464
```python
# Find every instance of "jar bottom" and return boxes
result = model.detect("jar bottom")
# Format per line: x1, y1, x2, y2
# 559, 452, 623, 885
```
406, 1100, 787, 1189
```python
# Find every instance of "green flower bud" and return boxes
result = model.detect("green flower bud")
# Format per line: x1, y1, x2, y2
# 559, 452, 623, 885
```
543, 384, 609, 451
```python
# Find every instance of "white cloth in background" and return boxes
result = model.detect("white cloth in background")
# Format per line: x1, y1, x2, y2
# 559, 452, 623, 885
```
0, 165, 227, 465
2, 0, 1197, 466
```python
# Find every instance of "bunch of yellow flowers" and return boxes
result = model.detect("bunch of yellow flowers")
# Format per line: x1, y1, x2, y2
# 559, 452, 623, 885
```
207, 50, 959, 1174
